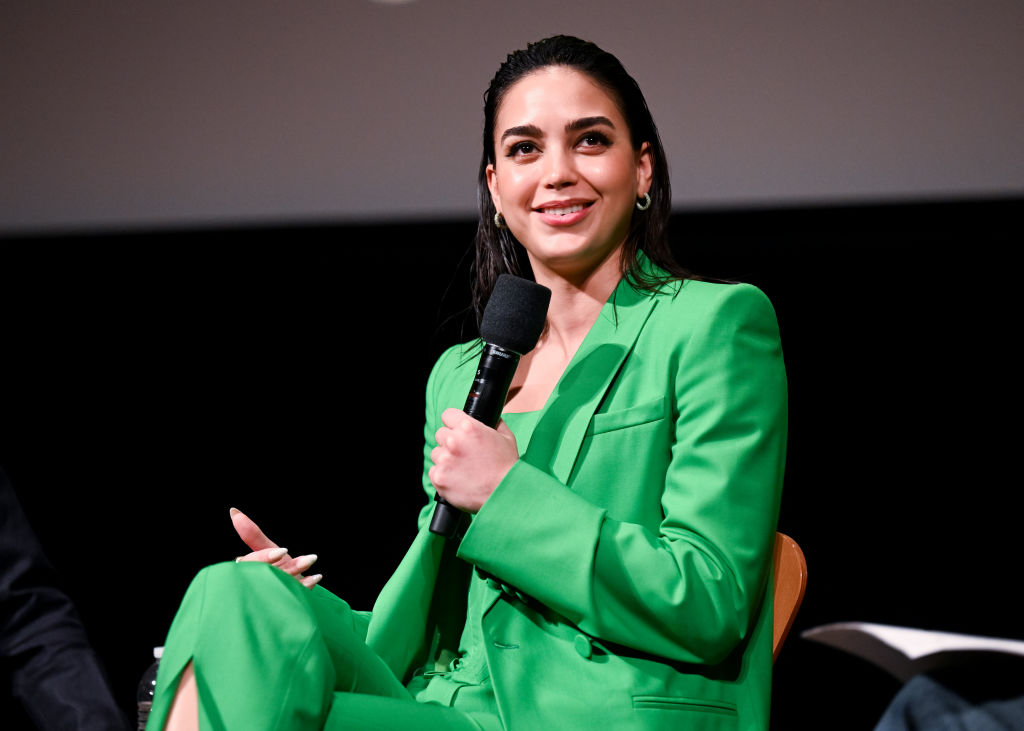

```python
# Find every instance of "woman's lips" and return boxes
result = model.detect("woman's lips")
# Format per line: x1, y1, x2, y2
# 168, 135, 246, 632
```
534, 201, 594, 225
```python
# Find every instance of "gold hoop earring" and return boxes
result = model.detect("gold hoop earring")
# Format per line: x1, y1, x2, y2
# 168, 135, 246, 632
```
635, 193, 652, 211
494, 211, 508, 229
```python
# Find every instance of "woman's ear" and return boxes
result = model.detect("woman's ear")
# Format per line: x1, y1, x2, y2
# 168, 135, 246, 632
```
636, 142, 654, 198
486, 162, 502, 214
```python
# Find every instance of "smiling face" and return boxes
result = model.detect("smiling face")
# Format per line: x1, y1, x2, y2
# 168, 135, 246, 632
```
486, 66, 653, 286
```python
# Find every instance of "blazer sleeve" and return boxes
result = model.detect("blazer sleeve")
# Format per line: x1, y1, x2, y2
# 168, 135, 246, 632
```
454, 283, 787, 665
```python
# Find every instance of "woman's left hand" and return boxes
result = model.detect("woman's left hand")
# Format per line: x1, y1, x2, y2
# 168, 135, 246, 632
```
429, 408, 519, 513
231, 508, 323, 589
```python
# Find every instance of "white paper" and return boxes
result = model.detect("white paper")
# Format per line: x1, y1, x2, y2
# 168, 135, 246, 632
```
801, 622, 1024, 682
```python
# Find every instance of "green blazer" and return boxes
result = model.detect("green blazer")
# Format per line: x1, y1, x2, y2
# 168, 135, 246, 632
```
359, 274, 787, 730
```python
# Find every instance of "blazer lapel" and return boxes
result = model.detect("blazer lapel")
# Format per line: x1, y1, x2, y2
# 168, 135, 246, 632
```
368, 273, 664, 675
523, 279, 658, 485
476, 279, 658, 620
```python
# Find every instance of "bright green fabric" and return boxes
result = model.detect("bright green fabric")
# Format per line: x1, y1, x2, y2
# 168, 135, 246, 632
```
149, 271, 786, 731
373, 276, 787, 730
414, 410, 542, 709
146, 562, 498, 731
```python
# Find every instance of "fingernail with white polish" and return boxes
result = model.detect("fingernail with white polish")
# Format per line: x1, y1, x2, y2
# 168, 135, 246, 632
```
296, 554, 318, 571
268, 548, 289, 561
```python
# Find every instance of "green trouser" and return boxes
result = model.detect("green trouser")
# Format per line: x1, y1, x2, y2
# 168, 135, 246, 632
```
146, 562, 501, 731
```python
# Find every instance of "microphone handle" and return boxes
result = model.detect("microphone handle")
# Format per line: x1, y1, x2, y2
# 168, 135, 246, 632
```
464, 343, 520, 429
429, 343, 520, 537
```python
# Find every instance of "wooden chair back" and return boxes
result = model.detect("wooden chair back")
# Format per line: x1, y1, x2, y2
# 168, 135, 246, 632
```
772, 532, 807, 663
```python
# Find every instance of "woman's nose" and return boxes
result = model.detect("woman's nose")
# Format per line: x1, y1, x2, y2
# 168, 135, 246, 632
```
543, 148, 577, 189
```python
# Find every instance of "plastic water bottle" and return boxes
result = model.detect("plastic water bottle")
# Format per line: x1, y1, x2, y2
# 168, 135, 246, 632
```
136, 647, 163, 730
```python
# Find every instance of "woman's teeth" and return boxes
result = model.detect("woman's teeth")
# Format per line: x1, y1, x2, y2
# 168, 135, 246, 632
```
545, 204, 586, 216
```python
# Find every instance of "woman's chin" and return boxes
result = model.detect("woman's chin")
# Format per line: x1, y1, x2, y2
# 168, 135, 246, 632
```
524, 242, 626, 286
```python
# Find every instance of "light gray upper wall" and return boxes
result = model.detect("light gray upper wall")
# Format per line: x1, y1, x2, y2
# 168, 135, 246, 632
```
2, 1, 1022, 234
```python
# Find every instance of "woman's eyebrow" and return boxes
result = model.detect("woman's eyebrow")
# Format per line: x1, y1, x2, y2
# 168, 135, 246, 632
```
565, 116, 610, 133
500, 116, 615, 144
566, 116, 615, 133
500, 124, 543, 143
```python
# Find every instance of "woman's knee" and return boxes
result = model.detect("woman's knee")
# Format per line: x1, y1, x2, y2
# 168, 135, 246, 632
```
196, 560, 300, 591
181, 561, 317, 627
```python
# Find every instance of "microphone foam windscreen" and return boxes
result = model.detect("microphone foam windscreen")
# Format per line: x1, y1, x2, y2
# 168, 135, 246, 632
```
480, 274, 551, 354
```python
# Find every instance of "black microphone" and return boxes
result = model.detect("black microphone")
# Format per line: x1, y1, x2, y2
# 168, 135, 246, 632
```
429, 274, 551, 538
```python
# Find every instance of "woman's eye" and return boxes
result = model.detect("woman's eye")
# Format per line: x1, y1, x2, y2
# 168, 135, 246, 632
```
578, 132, 611, 150
507, 141, 539, 158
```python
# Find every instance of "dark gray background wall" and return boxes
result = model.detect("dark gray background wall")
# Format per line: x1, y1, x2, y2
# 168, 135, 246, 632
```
2, 1, 1023, 234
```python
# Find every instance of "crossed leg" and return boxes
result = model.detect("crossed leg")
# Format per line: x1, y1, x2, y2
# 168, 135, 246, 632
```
147, 561, 499, 731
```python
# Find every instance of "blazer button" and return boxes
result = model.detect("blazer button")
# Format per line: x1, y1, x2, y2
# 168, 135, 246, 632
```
573, 634, 592, 660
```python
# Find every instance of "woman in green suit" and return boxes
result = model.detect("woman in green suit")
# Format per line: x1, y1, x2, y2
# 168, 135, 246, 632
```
151, 35, 787, 731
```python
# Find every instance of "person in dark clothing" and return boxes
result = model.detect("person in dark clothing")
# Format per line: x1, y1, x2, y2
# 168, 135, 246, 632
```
875, 665, 1024, 730
0, 466, 131, 730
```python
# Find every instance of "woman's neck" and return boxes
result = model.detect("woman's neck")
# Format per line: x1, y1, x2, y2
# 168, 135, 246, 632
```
536, 280, 612, 357
532, 254, 621, 357
502, 248, 624, 414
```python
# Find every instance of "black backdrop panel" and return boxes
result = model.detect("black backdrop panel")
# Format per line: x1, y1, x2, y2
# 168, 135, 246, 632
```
1, 198, 1020, 729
